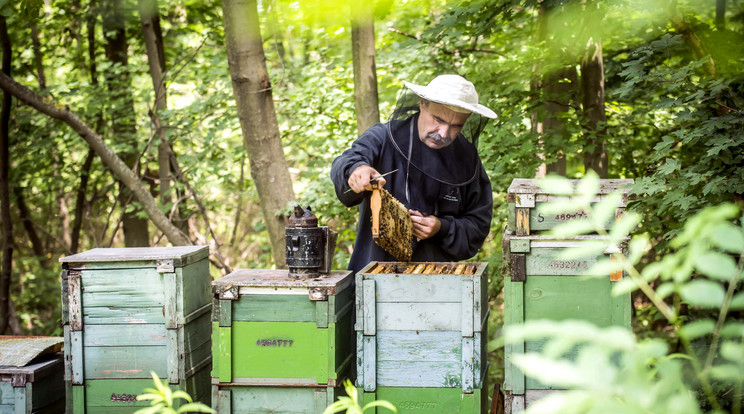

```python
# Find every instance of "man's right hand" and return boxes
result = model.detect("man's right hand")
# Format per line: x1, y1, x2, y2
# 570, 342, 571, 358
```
348, 165, 386, 193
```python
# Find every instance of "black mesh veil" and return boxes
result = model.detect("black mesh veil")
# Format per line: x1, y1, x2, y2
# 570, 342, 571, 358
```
385, 87, 490, 187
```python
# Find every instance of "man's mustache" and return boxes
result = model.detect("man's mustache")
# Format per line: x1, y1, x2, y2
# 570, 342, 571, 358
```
427, 133, 452, 145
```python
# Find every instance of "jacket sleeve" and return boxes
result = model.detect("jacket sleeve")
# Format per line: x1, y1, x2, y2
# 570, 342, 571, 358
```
432, 163, 493, 260
330, 123, 387, 207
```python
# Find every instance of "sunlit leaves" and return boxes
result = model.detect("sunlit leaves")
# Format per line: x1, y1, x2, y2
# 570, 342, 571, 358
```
680, 280, 726, 308
693, 252, 738, 281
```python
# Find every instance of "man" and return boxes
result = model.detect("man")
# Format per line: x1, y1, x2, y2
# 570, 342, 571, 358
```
331, 74, 496, 274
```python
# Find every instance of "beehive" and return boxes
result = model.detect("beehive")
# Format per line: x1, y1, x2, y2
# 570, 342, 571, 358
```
355, 261, 488, 413
356, 387, 486, 414
507, 178, 634, 236
211, 384, 340, 414
0, 337, 65, 414
59, 246, 212, 413
210, 269, 354, 387
502, 233, 631, 409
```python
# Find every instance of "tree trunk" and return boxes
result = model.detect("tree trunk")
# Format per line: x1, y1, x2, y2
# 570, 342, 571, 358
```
542, 66, 576, 176
0, 16, 13, 334
102, 0, 150, 247
715, 0, 725, 30
351, 4, 380, 135
71, 149, 95, 253
532, 3, 546, 178
0, 72, 192, 247
666, 0, 717, 78
581, 38, 608, 178
30, 24, 46, 91
14, 186, 44, 257
71, 0, 102, 253
221, 0, 295, 268
137, 0, 174, 216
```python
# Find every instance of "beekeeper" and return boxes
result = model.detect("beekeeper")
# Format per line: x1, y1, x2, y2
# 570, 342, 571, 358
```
331, 74, 496, 274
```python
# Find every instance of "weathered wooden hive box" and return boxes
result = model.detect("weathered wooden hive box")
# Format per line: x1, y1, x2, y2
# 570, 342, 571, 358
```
507, 178, 634, 235
502, 233, 631, 411
211, 385, 339, 414
355, 261, 488, 413
0, 336, 65, 413
59, 246, 212, 413
210, 269, 353, 413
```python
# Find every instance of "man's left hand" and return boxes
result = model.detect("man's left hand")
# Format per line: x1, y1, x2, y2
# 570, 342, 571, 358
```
409, 210, 441, 240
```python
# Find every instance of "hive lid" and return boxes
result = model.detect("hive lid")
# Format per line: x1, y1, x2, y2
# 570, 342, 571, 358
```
59, 246, 209, 267
212, 269, 353, 300
507, 178, 634, 195
0, 336, 63, 367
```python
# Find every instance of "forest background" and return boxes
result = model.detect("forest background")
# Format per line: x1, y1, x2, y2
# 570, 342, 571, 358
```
0, 0, 741, 408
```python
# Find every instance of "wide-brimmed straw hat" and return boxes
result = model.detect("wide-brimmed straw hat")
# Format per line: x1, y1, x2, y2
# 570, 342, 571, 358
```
404, 74, 497, 119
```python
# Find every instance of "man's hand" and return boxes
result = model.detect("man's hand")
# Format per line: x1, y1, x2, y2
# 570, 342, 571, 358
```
348, 165, 387, 193
410, 210, 441, 240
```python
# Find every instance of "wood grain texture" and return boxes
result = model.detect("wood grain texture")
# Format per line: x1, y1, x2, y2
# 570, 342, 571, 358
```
70, 331, 84, 385
363, 279, 375, 336
218, 326, 232, 383
368, 274, 464, 303
516, 208, 530, 236
213, 384, 338, 414
83, 345, 168, 379
358, 387, 485, 414
164, 272, 178, 329
462, 279, 474, 337
363, 335, 376, 392
376, 302, 462, 331
230, 294, 315, 323
68, 273, 82, 332
179, 258, 211, 319
462, 337, 474, 393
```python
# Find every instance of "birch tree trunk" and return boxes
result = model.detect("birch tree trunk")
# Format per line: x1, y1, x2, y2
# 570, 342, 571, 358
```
221, 0, 295, 268
103, 0, 150, 247
581, 38, 608, 178
351, 4, 380, 135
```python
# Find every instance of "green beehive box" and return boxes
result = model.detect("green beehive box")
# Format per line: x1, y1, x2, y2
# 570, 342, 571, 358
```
212, 383, 340, 413
502, 233, 631, 394
507, 178, 634, 236
59, 246, 212, 413
210, 269, 354, 386
355, 262, 488, 394
356, 386, 486, 414
0, 336, 65, 414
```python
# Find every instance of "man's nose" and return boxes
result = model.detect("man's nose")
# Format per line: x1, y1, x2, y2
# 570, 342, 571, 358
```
438, 124, 452, 138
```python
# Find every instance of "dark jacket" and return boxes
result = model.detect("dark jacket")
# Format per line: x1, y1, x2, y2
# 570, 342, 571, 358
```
331, 116, 492, 274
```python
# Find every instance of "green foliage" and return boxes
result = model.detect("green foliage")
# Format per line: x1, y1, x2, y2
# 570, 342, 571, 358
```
323, 379, 397, 414
497, 174, 744, 412
135, 372, 214, 414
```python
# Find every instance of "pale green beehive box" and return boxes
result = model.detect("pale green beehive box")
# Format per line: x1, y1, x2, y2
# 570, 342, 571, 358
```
507, 178, 634, 236
0, 337, 65, 414
59, 246, 212, 413
502, 233, 631, 406
210, 269, 354, 387
211, 384, 340, 414
355, 261, 489, 414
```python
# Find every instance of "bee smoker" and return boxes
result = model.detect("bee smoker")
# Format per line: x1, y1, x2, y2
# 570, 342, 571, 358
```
285, 205, 337, 279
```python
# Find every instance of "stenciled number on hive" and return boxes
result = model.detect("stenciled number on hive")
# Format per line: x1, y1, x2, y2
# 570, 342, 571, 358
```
256, 339, 294, 348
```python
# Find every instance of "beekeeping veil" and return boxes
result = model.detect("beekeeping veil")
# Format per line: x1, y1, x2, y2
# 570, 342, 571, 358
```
385, 74, 497, 188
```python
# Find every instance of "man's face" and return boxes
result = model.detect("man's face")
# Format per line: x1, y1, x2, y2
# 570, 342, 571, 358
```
418, 100, 471, 149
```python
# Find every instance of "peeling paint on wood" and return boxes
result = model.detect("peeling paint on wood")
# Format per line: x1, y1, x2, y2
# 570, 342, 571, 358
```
61, 247, 212, 411
357, 262, 488, 393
